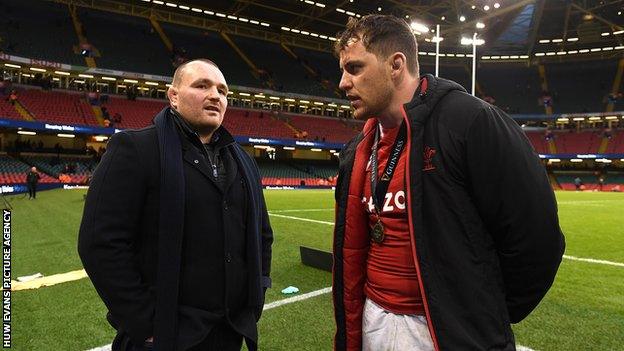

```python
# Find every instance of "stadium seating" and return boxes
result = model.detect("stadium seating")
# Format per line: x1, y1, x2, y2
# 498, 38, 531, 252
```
101, 97, 167, 129
0, 154, 56, 183
21, 154, 95, 184
287, 114, 360, 143
16, 88, 99, 126
78, 9, 172, 76
0, 0, 85, 66
605, 130, 624, 153
524, 131, 550, 154
160, 23, 261, 88
0, 97, 23, 120
552, 130, 603, 154
477, 63, 543, 114
545, 59, 617, 113
222, 109, 294, 140
256, 159, 336, 186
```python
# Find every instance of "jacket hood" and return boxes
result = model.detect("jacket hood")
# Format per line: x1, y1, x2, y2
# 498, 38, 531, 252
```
403, 73, 467, 125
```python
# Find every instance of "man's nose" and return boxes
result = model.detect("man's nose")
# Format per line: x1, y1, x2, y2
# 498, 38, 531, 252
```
339, 72, 352, 92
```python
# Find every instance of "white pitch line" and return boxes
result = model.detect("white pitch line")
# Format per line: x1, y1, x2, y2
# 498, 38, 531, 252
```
563, 255, 624, 267
264, 286, 332, 310
268, 213, 334, 225
271, 208, 333, 213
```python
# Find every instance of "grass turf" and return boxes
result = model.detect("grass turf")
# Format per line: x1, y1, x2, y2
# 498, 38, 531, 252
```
6, 189, 624, 350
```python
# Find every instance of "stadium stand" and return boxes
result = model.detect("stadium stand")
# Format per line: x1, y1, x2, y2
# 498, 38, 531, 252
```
221, 108, 294, 140
256, 159, 336, 186
0, 0, 84, 66
160, 23, 261, 88
477, 63, 543, 114
524, 131, 550, 154
77, 9, 172, 75
101, 96, 167, 129
17, 88, 99, 126
0, 95, 23, 120
545, 59, 617, 113
287, 114, 359, 143
21, 154, 95, 184
605, 130, 624, 153
0, 154, 57, 184
552, 130, 603, 154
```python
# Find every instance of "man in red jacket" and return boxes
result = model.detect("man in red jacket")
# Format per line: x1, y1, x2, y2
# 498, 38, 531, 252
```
332, 15, 565, 351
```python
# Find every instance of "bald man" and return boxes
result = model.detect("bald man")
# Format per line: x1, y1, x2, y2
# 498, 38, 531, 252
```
79, 59, 273, 351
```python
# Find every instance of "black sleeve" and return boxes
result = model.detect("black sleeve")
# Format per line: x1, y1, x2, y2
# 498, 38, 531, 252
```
260, 189, 273, 289
464, 105, 565, 323
78, 132, 154, 344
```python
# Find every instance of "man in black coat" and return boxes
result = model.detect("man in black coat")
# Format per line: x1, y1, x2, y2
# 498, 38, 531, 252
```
78, 59, 273, 351
26, 166, 40, 199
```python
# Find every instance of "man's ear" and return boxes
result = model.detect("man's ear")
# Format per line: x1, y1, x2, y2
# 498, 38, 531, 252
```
389, 52, 407, 78
167, 87, 178, 109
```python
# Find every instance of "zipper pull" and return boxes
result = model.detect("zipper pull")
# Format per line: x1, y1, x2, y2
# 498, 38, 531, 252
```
212, 164, 218, 178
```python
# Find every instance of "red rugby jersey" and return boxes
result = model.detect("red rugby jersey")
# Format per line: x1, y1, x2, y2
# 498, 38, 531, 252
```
361, 123, 424, 315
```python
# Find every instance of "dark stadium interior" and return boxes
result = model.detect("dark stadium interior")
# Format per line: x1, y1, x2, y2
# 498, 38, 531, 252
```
0, 0, 623, 191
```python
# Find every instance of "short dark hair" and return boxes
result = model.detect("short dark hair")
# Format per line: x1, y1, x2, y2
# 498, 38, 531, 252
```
334, 15, 419, 75
171, 58, 220, 86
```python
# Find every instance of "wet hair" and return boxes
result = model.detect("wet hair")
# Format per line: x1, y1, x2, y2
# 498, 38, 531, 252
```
334, 14, 419, 75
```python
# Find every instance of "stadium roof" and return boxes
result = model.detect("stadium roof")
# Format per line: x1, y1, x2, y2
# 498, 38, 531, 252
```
49, 0, 624, 60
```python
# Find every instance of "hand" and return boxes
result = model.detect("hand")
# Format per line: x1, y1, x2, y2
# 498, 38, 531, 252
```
145, 336, 154, 343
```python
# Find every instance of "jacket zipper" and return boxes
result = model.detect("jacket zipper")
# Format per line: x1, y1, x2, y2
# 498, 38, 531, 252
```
401, 105, 441, 351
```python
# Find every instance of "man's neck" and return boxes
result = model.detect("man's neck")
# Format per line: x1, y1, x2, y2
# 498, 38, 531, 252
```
377, 75, 421, 129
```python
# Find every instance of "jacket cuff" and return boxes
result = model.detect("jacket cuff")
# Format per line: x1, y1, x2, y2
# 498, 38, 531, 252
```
262, 276, 272, 288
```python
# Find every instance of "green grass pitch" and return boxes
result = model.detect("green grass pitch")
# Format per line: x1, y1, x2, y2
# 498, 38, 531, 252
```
5, 189, 624, 350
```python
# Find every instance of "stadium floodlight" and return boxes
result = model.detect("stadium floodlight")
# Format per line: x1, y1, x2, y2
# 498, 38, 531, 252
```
94, 136, 109, 141
30, 67, 46, 72
283, 146, 295, 150
57, 134, 76, 138
191, 7, 202, 12
101, 76, 116, 81
548, 159, 561, 163
254, 94, 265, 98
539, 39, 550, 43
614, 30, 624, 35
54, 71, 70, 76
601, 32, 610, 36
557, 117, 569, 122
123, 79, 139, 83
567, 37, 579, 42
313, 102, 324, 106
552, 39, 563, 43
74, 80, 85, 84
494, 3, 500, 8
459, 15, 466, 22
152, 0, 164, 4
605, 116, 618, 120
145, 81, 159, 86
572, 117, 585, 121
311, 148, 322, 152
461, 37, 485, 45
4, 63, 21, 68
410, 21, 429, 33
78, 74, 94, 78
588, 117, 602, 121
269, 96, 280, 100
483, 5, 490, 11
570, 159, 583, 163
165, 2, 177, 8
239, 92, 250, 96
299, 100, 310, 104
284, 98, 296, 102
17, 131, 36, 136
179, 5, 189, 10
476, 22, 485, 29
